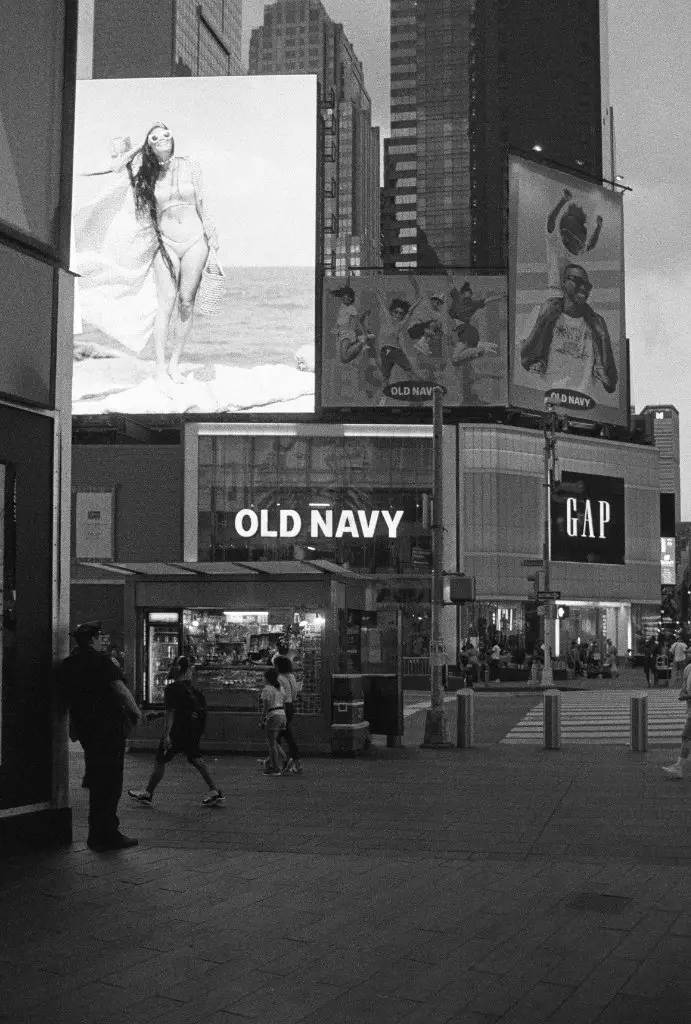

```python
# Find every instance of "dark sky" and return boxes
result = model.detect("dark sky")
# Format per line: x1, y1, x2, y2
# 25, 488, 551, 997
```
242, 0, 691, 516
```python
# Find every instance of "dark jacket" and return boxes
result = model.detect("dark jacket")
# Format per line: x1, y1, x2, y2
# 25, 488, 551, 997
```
57, 648, 125, 743
520, 297, 618, 393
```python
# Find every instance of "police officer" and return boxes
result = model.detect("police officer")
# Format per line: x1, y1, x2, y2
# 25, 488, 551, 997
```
58, 622, 139, 852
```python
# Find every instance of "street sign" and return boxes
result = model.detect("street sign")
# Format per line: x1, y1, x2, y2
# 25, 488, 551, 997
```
537, 590, 561, 600
522, 558, 544, 567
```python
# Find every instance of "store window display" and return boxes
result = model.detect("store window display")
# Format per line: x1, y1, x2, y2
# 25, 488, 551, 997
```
143, 608, 324, 714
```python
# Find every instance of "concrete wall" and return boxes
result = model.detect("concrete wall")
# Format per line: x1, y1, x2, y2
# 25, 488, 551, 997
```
72, 445, 184, 562
92, 0, 174, 79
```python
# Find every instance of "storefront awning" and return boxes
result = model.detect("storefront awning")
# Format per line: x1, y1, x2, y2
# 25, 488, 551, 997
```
74, 559, 362, 581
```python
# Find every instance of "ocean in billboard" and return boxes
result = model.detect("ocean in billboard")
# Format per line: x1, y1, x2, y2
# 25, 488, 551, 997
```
71, 77, 317, 415
320, 274, 508, 410
508, 155, 627, 427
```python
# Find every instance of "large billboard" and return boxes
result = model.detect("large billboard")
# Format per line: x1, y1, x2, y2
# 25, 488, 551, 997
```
320, 274, 508, 409
508, 155, 627, 427
71, 77, 317, 415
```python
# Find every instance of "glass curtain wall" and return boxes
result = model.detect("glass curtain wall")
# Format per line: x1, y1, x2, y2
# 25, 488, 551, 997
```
198, 433, 433, 572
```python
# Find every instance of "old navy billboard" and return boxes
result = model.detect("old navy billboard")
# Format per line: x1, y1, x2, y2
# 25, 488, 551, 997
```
551, 472, 625, 565
70, 77, 317, 415
320, 274, 508, 410
508, 155, 627, 428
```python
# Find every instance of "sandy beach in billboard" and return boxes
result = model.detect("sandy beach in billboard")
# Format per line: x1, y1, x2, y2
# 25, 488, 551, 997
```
73, 266, 316, 414
71, 76, 317, 416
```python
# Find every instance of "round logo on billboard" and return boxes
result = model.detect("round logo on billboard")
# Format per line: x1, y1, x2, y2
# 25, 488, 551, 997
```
544, 389, 596, 411
382, 381, 447, 402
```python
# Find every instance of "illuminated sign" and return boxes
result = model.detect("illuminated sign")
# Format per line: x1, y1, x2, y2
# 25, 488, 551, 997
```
71, 76, 317, 416
661, 537, 676, 585
551, 472, 625, 564
233, 509, 405, 539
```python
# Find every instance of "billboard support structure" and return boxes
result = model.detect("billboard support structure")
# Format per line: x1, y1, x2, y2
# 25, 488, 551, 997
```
421, 386, 452, 749
541, 406, 558, 689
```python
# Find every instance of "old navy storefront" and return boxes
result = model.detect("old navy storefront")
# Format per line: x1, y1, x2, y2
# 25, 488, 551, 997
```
182, 422, 660, 680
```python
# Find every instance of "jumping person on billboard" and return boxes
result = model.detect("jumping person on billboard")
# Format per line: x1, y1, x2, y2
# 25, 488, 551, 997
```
520, 264, 618, 398
331, 286, 383, 399
546, 188, 604, 291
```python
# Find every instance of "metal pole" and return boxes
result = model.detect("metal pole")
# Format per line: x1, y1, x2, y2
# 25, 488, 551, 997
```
422, 386, 452, 747
542, 410, 555, 688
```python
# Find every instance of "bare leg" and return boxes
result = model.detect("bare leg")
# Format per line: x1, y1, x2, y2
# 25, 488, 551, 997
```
152, 249, 180, 382
145, 760, 166, 795
188, 757, 218, 790
168, 237, 209, 382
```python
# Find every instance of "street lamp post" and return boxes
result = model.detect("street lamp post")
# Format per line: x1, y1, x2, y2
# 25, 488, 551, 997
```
422, 385, 452, 747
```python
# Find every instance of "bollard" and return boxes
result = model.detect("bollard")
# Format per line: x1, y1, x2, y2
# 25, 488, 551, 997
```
456, 689, 474, 748
630, 692, 648, 752
543, 688, 561, 750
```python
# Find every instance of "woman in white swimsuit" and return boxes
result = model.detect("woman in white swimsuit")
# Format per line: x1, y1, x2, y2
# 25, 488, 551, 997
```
126, 123, 219, 384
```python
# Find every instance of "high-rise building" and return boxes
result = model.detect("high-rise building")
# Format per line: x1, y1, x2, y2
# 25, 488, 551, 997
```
383, 0, 606, 271
249, 0, 381, 274
84, 0, 244, 80
635, 405, 681, 530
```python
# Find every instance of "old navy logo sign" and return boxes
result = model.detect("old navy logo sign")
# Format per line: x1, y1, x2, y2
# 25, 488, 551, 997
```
234, 509, 405, 539
545, 388, 596, 411
383, 381, 447, 402
565, 498, 611, 539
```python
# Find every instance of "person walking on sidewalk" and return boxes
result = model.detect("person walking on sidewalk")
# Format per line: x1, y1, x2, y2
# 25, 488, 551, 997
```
58, 622, 140, 852
260, 668, 287, 776
669, 636, 688, 687
662, 659, 691, 778
273, 654, 303, 774
128, 656, 224, 806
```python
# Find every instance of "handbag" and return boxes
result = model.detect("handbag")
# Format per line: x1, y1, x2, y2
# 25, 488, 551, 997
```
196, 255, 225, 317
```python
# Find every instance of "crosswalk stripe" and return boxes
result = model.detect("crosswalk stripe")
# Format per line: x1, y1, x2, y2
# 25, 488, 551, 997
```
501, 692, 687, 745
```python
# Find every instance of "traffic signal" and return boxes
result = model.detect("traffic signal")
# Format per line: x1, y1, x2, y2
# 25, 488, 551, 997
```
557, 605, 569, 619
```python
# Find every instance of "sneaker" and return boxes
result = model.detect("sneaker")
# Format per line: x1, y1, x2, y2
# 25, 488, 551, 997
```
202, 789, 225, 806
281, 758, 295, 775
263, 769, 282, 776
128, 789, 153, 804
257, 758, 270, 768
662, 764, 684, 778
293, 760, 303, 774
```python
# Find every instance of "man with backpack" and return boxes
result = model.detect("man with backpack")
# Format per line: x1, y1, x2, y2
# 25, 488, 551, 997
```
128, 656, 224, 806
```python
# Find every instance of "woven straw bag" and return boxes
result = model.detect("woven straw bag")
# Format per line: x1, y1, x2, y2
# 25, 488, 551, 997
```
196, 256, 225, 317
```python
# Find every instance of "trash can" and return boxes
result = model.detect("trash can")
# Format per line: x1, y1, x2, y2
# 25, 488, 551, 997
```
361, 674, 403, 747
330, 674, 370, 756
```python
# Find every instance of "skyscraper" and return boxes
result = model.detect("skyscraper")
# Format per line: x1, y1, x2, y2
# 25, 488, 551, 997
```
85, 0, 244, 80
636, 405, 681, 529
249, 0, 381, 274
383, 0, 606, 271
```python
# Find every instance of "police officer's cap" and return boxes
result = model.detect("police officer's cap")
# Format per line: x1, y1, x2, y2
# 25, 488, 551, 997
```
71, 621, 103, 639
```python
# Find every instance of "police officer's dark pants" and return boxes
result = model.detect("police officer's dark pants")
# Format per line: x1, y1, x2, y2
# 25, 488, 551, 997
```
83, 739, 125, 842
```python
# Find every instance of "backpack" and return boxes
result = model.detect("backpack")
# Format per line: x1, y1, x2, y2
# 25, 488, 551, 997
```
182, 682, 208, 731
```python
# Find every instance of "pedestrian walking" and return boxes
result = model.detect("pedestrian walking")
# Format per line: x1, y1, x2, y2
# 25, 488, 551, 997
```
273, 654, 303, 774
58, 621, 141, 852
489, 642, 502, 683
662, 660, 691, 779
642, 641, 654, 687
260, 668, 287, 776
128, 656, 224, 806
669, 636, 688, 687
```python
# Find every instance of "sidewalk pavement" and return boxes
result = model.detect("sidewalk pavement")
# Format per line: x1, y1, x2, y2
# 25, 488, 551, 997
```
3, 690, 691, 1024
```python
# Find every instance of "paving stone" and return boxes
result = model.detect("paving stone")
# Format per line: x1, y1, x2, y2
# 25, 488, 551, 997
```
542, 956, 638, 1024
620, 935, 691, 999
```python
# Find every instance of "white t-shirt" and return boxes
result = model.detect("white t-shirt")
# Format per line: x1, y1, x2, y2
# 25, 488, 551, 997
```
543, 313, 595, 394
261, 685, 285, 718
670, 641, 688, 664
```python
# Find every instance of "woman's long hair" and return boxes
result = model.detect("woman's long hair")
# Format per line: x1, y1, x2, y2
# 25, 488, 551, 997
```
127, 122, 176, 280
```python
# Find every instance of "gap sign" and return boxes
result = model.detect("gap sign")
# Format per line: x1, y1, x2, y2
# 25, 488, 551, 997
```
551, 472, 625, 565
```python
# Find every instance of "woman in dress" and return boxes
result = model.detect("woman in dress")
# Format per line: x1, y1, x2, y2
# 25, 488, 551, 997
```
126, 123, 219, 384
73, 124, 219, 387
